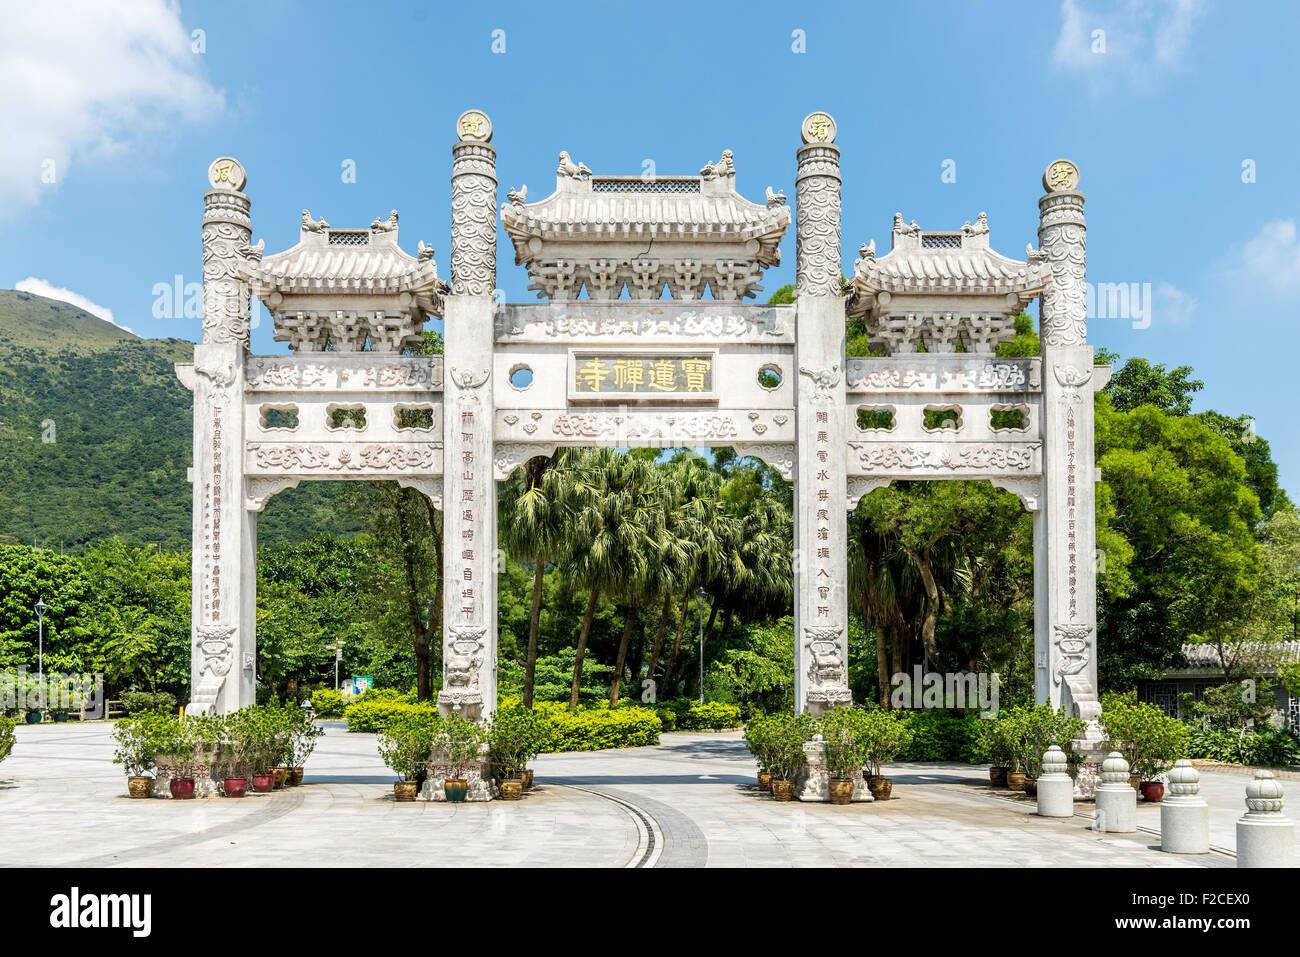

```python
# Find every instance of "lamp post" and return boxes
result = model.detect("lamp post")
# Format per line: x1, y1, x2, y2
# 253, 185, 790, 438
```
696, 587, 708, 705
34, 599, 46, 709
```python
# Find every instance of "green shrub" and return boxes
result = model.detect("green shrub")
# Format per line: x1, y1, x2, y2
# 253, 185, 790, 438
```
895, 711, 985, 763
540, 705, 661, 752
121, 690, 178, 716
311, 688, 346, 718
0, 715, 15, 765
1100, 697, 1188, 780
679, 701, 743, 731
345, 698, 438, 734
1186, 724, 1300, 767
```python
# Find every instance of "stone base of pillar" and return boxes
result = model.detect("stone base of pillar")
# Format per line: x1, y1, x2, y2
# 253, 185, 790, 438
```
795, 736, 874, 802
421, 749, 497, 802
1160, 798, 1209, 854
1070, 722, 1107, 800
1094, 782, 1137, 833
1236, 816, 1295, 868
1036, 773, 1074, 817
153, 752, 231, 799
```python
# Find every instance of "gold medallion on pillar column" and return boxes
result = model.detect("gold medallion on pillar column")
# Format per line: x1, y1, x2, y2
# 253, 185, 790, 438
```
800, 111, 837, 144
1043, 158, 1080, 193
456, 109, 493, 143
207, 156, 246, 192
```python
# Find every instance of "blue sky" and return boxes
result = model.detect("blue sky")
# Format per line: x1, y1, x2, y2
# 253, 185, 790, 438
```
1, 0, 1296, 498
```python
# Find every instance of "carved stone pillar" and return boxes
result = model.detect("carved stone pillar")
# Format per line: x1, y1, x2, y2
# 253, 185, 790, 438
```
201, 157, 253, 347
189, 157, 257, 715
440, 111, 498, 721
793, 113, 850, 715
1035, 159, 1099, 727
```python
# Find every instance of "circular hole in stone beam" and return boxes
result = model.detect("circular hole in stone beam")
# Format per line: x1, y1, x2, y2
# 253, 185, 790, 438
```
509, 364, 534, 390
757, 364, 783, 390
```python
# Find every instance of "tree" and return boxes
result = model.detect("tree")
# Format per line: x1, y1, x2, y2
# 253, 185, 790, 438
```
1103, 357, 1204, 416
499, 451, 569, 707
555, 449, 664, 710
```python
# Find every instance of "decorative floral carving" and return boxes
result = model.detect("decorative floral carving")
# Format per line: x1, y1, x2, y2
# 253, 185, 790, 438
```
1053, 363, 1093, 401
247, 443, 440, 472
855, 443, 1038, 472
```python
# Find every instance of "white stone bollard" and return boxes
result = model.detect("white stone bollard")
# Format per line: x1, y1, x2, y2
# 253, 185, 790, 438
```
1037, 744, 1074, 817
1093, 751, 1136, 834
1161, 759, 1208, 854
1237, 770, 1295, 868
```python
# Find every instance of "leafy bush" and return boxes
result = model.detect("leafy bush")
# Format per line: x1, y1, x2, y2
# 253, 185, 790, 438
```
112, 710, 188, 776
819, 706, 872, 779
679, 701, 743, 731
121, 690, 178, 716
487, 702, 550, 775
1100, 696, 1187, 780
311, 688, 346, 718
345, 698, 438, 734
895, 711, 985, 763
762, 712, 815, 782
377, 711, 439, 781
857, 708, 915, 777
0, 715, 15, 765
537, 704, 661, 753
1185, 724, 1300, 767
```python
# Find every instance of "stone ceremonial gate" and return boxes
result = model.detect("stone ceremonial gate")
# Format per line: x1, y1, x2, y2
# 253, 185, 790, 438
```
180, 111, 1106, 729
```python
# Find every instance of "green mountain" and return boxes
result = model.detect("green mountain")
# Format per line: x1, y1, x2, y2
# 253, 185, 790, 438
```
0, 289, 359, 550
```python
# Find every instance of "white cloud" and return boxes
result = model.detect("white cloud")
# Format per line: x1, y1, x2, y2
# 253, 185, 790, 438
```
1226, 219, 1300, 294
1153, 281, 1197, 327
0, 0, 223, 215
15, 276, 134, 334
1052, 0, 1204, 81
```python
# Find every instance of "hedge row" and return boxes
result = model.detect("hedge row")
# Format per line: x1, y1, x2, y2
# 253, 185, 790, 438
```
652, 698, 743, 731
1185, 725, 1300, 767
342, 693, 662, 752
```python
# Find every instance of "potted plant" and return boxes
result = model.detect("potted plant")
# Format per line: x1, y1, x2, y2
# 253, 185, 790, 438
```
286, 706, 324, 785
1101, 696, 1187, 803
860, 708, 913, 801
437, 712, 484, 803
378, 712, 438, 801
819, 707, 868, 805
111, 712, 161, 798
765, 713, 814, 801
743, 714, 775, 791
487, 703, 545, 801
0, 715, 15, 769
981, 716, 1013, 788
240, 706, 278, 793
155, 715, 197, 799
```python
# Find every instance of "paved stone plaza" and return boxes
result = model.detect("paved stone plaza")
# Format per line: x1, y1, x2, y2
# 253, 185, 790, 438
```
5, 723, 1294, 868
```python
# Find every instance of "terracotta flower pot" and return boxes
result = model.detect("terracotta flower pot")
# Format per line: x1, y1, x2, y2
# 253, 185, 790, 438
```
522, 769, 534, 790
989, 766, 1009, 788
499, 778, 523, 801
251, 773, 275, 793
127, 777, 153, 799
1006, 771, 1027, 792
827, 778, 855, 805
1023, 776, 1039, 798
1139, 781, 1165, 803
757, 770, 773, 792
867, 775, 893, 801
288, 768, 304, 786
444, 778, 469, 803
771, 779, 796, 802
223, 777, 248, 798
169, 777, 196, 800
272, 768, 289, 790
394, 781, 419, 802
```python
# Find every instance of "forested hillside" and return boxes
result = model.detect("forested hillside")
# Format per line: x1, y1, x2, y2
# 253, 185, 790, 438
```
0, 290, 357, 549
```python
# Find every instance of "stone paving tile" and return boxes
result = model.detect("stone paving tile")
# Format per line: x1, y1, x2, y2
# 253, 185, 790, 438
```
0, 724, 1270, 868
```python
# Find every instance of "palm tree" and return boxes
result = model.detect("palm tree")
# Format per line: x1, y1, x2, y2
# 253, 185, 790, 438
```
499, 450, 571, 707
557, 449, 664, 711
